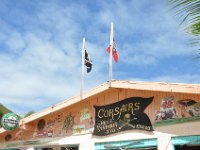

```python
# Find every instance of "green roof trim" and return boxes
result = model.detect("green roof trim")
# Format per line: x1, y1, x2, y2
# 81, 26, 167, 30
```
153, 116, 200, 127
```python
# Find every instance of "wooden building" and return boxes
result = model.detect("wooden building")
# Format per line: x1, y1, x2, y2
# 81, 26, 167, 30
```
0, 80, 200, 150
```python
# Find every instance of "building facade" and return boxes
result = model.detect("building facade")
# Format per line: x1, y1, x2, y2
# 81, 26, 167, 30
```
0, 80, 200, 150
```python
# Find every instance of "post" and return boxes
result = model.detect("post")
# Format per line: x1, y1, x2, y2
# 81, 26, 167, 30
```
80, 37, 85, 99
109, 22, 114, 87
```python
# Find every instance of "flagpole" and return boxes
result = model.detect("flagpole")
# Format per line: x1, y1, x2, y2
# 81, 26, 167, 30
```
109, 22, 114, 87
81, 37, 85, 99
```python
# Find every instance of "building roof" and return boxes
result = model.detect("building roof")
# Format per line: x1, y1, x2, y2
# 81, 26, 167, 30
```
0, 80, 199, 133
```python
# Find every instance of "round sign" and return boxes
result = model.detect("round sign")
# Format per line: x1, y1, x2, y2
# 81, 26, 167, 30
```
1, 113, 20, 131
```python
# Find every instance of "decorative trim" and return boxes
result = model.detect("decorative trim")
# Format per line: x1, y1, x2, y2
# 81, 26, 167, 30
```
154, 116, 200, 127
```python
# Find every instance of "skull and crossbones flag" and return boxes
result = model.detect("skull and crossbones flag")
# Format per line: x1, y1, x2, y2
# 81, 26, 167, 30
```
84, 50, 92, 73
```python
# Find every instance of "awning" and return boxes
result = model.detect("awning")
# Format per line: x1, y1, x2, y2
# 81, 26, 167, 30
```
172, 135, 200, 146
95, 138, 157, 150
0, 137, 63, 149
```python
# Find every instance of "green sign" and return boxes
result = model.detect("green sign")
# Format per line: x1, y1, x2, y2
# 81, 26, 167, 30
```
1, 113, 20, 131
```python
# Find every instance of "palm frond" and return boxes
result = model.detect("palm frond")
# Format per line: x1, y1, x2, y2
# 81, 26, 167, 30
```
169, 0, 200, 56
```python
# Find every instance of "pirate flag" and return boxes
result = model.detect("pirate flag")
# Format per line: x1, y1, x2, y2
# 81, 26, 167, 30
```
93, 97, 154, 136
85, 50, 92, 73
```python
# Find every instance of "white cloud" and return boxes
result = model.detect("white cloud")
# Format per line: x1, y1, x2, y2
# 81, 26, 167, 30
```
95, 0, 193, 66
128, 74, 200, 84
0, 1, 110, 115
5, 32, 25, 52
0, 0, 199, 116
149, 74, 200, 84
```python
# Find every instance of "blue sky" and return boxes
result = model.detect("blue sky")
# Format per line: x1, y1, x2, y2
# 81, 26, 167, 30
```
0, 0, 199, 115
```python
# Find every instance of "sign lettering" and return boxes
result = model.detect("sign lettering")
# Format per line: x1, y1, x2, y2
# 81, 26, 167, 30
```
93, 97, 154, 136
1, 113, 19, 131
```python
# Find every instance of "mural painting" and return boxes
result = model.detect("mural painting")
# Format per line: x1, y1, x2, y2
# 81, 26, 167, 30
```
47, 130, 53, 137
89, 117, 94, 127
80, 108, 91, 122
33, 131, 48, 138
72, 125, 85, 134
47, 119, 55, 137
178, 99, 200, 118
154, 96, 200, 126
63, 113, 75, 134
86, 117, 94, 133
93, 97, 154, 136
32, 119, 48, 138
60, 108, 95, 135
47, 119, 55, 129
155, 96, 178, 121
55, 112, 64, 136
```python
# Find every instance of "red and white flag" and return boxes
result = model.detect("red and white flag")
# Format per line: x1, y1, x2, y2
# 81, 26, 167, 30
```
106, 40, 118, 63
108, 22, 119, 87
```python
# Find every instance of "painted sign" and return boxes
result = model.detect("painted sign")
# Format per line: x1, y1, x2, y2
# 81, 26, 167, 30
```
33, 131, 48, 138
73, 125, 85, 134
93, 97, 154, 136
1, 113, 20, 131
47, 119, 55, 129
178, 99, 200, 117
63, 113, 74, 130
80, 108, 91, 122
46, 120, 54, 137
154, 98, 200, 127
47, 130, 53, 137
155, 96, 178, 121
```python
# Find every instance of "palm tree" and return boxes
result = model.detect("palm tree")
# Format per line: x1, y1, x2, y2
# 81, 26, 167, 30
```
169, 0, 200, 56
0, 110, 3, 127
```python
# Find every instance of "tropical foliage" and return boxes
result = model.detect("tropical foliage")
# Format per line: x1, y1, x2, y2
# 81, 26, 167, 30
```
169, 0, 200, 56
23, 111, 35, 118
0, 104, 12, 114
0, 104, 12, 127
